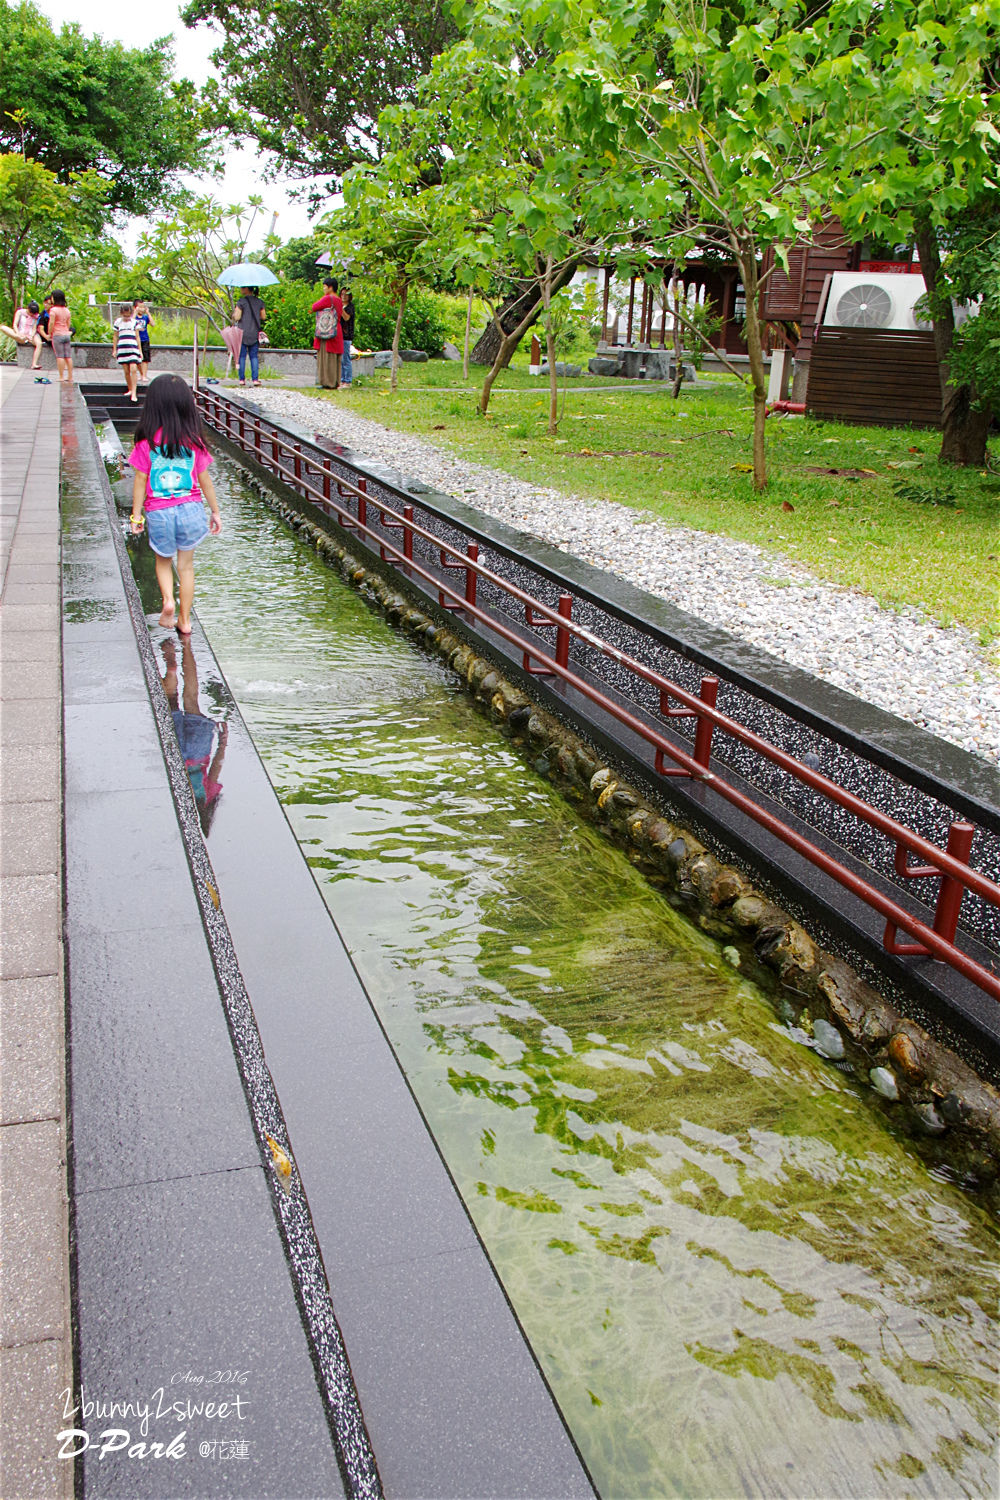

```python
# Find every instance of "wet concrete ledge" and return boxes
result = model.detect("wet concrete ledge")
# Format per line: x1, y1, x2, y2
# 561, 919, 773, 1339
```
63, 383, 596, 1497
61, 386, 355, 1497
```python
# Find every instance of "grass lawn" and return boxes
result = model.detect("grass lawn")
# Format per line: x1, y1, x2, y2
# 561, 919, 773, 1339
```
307, 361, 1000, 651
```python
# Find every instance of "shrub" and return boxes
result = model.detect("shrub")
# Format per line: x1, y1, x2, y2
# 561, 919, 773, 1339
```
352, 287, 445, 355
68, 302, 112, 342
258, 280, 449, 355
262, 282, 321, 348
422, 290, 491, 349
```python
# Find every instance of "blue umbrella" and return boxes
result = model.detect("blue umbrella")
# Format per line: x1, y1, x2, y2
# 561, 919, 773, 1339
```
217, 262, 279, 287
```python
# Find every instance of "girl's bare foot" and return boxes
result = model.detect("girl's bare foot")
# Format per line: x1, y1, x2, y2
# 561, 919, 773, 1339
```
176, 622, 192, 638
159, 602, 176, 627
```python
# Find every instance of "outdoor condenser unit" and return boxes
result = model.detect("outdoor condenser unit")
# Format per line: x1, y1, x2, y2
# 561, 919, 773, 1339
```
822, 271, 930, 331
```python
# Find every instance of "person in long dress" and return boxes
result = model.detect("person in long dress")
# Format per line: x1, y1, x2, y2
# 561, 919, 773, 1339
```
311, 277, 344, 390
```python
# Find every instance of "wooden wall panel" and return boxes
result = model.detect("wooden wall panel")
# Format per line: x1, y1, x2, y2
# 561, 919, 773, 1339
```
806, 330, 941, 427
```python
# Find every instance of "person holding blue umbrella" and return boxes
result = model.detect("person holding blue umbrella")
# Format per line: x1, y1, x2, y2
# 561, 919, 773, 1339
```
233, 285, 267, 385
216, 262, 278, 387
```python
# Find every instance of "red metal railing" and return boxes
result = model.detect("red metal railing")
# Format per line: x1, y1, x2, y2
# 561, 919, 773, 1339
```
196, 389, 1000, 1002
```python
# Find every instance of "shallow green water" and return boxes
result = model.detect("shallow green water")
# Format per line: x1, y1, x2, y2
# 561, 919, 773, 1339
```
187, 465, 998, 1498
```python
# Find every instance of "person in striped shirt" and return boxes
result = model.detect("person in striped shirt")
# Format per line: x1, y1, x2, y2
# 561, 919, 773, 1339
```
112, 301, 143, 402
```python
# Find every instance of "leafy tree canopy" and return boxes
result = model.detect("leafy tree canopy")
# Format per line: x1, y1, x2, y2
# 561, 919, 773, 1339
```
0, 152, 106, 317
133, 193, 280, 336
0, 0, 211, 216
271, 232, 330, 283
180, 0, 457, 185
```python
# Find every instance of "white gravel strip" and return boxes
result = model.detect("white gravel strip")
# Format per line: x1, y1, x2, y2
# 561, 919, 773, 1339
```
249, 388, 1000, 768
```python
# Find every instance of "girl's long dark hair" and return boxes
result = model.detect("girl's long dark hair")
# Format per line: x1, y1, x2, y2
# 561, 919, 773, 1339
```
134, 374, 209, 458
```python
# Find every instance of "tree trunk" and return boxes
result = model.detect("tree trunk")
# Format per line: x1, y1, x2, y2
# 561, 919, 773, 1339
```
463, 286, 473, 381
469, 260, 579, 366
479, 325, 520, 414
390, 281, 408, 393
739, 253, 769, 491
939, 392, 992, 464
671, 268, 684, 401
914, 215, 991, 466
541, 257, 559, 434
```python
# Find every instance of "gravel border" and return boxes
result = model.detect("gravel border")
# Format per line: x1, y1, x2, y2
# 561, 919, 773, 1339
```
248, 388, 1000, 767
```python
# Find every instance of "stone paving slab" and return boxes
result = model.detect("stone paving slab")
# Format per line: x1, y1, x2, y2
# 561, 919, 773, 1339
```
0, 799, 61, 875
0, 1118, 67, 1345
73, 1169, 346, 1499
0, 976, 63, 1123
0, 1339, 72, 1500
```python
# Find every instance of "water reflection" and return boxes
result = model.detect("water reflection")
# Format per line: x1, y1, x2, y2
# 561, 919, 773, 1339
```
160, 636, 229, 835
185, 461, 1000, 1499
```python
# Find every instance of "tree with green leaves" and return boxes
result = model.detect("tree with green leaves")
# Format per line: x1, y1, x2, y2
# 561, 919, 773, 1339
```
133, 195, 280, 338
831, 5, 1000, 466
447, 0, 1000, 486
271, 233, 329, 285
0, 153, 104, 317
330, 24, 632, 417
0, 1, 210, 218
944, 192, 1000, 422
180, 0, 456, 189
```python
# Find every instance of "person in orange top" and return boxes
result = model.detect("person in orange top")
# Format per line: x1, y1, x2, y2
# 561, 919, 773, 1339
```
311, 276, 344, 390
47, 289, 73, 384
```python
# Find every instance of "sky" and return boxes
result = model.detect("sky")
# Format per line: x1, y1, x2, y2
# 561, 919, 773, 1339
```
38, 0, 321, 251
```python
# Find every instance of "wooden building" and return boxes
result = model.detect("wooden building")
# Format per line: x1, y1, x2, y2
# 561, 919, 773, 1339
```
598, 261, 754, 356
593, 224, 942, 427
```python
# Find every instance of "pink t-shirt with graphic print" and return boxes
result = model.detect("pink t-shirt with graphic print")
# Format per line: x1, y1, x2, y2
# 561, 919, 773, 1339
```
129, 428, 212, 510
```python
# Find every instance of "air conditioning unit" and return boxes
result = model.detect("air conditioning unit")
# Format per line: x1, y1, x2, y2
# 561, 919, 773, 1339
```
823, 271, 930, 331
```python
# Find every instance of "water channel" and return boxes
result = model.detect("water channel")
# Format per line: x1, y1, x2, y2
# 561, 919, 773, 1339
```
129, 455, 998, 1498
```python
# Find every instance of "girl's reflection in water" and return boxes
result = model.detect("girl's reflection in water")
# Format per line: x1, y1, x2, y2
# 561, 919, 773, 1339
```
161, 637, 228, 835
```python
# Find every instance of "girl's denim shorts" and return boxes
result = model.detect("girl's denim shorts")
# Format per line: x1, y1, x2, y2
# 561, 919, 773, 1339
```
146, 500, 209, 557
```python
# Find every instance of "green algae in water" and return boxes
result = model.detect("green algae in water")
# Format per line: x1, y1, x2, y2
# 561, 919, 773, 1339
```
195, 464, 1000, 1500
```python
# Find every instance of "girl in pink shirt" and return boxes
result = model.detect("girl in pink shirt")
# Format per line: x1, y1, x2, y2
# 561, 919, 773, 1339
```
48, 289, 73, 384
128, 376, 222, 634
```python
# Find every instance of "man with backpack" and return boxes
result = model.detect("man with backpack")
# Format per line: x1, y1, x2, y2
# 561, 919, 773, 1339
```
311, 276, 344, 389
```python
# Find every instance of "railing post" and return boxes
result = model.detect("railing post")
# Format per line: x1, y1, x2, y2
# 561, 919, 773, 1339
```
693, 676, 719, 768
323, 466, 331, 504
465, 543, 478, 608
555, 593, 572, 670
884, 819, 975, 955
656, 674, 719, 776
357, 479, 367, 529
294, 445, 302, 484
933, 822, 975, 941
403, 504, 414, 566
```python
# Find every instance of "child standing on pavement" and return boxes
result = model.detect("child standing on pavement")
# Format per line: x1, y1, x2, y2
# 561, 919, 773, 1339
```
128, 375, 222, 635
48, 289, 73, 384
134, 299, 154, 382
113, 301, 143, 402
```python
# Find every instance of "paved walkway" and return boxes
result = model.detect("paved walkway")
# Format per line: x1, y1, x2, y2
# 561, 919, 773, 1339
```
1, 368, 74, 1500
